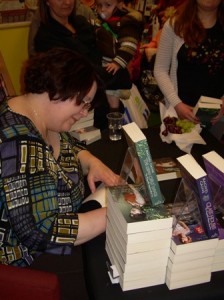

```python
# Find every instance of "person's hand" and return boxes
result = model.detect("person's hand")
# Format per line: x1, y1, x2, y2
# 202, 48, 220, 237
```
175, 102, 199, 123
211, 97, 224, 125
105, 62, 121, 75
141, 43, 151, 49
87, 156, 124, 193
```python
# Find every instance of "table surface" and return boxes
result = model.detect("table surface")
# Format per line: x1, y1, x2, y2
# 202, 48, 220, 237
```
83, 126, 224, 300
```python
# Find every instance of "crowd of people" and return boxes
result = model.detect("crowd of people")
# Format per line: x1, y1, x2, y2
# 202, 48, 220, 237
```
28, 0, 144, 120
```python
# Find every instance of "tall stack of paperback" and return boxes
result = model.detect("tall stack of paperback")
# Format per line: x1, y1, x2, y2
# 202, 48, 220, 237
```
165, 154, 219, 290
106, 184, 173, 291
105, 122, 173, 291
202, 151, 224, 272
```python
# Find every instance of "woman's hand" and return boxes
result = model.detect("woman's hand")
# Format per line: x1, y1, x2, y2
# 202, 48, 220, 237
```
78, 150, 124, 193
87, 157, 124, 193
175, 102, 199, 123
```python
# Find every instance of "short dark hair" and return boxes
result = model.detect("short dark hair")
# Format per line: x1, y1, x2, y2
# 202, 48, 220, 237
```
22, 48, 103, 108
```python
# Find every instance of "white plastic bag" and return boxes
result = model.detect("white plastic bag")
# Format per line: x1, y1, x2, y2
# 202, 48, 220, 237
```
121, 84, 150, 129
159, 102, 206, 153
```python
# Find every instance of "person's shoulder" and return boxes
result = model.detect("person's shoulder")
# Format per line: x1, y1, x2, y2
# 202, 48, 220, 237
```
0, 104, 32, 141
125, 7, 143, 22
73, 13, 92, 26
118, 6, 143, 23
76, 2, 97, 21
119, 7, 144, 29
161, 18, 176, 34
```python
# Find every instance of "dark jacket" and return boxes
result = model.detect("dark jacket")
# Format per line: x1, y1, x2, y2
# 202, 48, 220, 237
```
34, 15, 132, 90
35, 15, 102, 66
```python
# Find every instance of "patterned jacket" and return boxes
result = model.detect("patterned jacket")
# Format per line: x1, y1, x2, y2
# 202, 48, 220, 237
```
0, 101, 86, 266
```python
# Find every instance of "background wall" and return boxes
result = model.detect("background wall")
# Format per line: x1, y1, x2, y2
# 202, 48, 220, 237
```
0, 22, 30, 95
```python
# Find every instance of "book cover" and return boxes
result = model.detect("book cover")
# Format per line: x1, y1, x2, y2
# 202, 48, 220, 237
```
167, 179, 218, 255
107, 184, 172, 235
122, 122, 164, 206
193, 96, 222, 128
153, 157, 181, 181
170, 234, 218, 255
176, 154, 219, 239
216, 211, 224, 240
202, 151, 224, 251
202, 151, 224, 211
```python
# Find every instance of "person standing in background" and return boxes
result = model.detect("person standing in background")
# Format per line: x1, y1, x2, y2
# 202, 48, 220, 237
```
141, 5, 177, 64
33, 0, 132, 124
95, 0, 144, 111
28, 0, 97, 57
154, 0, 224, 132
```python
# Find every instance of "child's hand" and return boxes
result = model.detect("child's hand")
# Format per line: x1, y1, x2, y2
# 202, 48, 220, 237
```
105, 62, 121, 75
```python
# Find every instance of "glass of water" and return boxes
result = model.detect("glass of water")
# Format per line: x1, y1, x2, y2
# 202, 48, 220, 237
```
107, 112, 123, 141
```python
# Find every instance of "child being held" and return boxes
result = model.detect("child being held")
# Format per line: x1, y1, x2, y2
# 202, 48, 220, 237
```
95, 0, 144, 112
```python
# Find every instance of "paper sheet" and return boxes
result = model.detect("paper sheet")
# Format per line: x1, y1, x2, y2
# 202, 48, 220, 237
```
82, 183, 106, 207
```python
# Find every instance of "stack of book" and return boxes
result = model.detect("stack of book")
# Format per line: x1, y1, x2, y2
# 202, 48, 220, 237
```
70, 111, 94, 130
69, 111, 101, 144
106, 184, 173, 291
166, 229, 218, 290
211, 220, 224, 272
193, 96, 222, 128
165, 154, 219, 290
202, 151, 224, 273
105, 122, 173, 291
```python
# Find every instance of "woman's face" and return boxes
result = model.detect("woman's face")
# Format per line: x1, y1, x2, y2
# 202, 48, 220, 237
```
46, 81, 97, 133
47, 0, 75, 21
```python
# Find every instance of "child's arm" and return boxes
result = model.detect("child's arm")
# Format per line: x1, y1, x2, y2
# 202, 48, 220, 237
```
113, 13, 144, 69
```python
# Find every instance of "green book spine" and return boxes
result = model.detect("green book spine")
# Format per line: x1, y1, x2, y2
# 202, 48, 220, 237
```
135, 139, 163, 206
